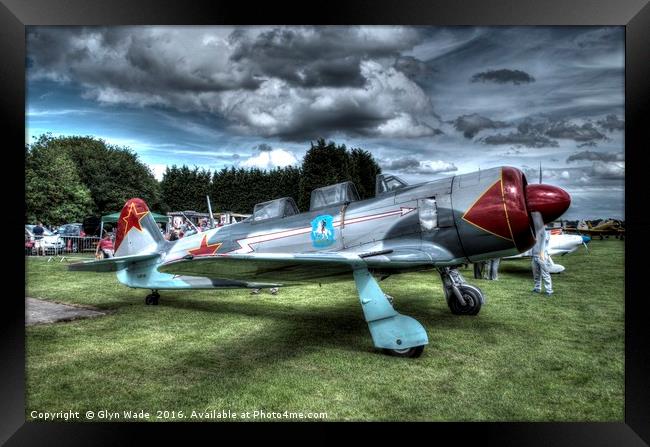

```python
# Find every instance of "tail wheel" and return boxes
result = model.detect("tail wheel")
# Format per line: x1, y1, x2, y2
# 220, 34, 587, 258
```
448, 285, 482, 316
384, 345, 425, 358
145, 292, 160, 305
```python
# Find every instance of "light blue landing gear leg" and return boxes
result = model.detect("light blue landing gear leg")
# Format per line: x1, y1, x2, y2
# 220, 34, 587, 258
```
353, 268, 428, 358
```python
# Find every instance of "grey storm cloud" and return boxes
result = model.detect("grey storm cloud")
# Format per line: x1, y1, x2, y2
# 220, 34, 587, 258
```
566, 150, 624, 163
27, 26, 444, 141
393, 56, 437, 85
479, 117, 611, 148
597, 114, 624, 132
452, 114, 508, 139
545, 121, 606, 142
481, 120, 560, 148
482, 131, 559, 148
229, 26, 422, 88
382, 157, 457, 174
470, 69, 535, 85
255, 143, 273, 152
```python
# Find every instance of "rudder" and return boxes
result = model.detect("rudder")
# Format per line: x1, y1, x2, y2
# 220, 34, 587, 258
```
114, 198, 164, 257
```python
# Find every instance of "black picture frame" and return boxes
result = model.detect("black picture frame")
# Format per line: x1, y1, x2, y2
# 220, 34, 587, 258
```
3, 0, 648, 444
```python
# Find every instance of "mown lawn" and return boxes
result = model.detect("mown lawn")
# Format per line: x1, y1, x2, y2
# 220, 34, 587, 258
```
25, 240, 624, 421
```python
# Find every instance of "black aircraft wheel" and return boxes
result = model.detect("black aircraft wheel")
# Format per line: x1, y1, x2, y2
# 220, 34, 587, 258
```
384, 345, 425, 358
448, 286, 482, 316
145, 293, 160, 305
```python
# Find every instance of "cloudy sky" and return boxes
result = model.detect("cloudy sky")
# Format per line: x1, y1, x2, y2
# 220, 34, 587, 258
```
26, 26, 625, 219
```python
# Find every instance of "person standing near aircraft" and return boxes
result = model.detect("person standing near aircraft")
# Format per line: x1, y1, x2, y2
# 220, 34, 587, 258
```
33, 222, 45, 256
532, 229, 553, 296
487, 258, 500, 280
473, 261, 486, 279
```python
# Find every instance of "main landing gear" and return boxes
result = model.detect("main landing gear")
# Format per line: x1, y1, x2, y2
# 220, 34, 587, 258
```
438, 267, 484, 315
145, 290, 160, 305
353, 267, 428, 358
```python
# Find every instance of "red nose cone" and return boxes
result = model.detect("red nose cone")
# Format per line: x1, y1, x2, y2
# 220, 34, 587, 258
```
526, 184, 571, 223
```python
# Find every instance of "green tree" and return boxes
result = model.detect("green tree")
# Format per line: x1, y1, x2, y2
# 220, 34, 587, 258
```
298, 138, 350, 210
25, 144, 93, 225
348, 147, 381, 200
297, 139, 381, 210
29, 134, 161, 215
160, 165, 212, 212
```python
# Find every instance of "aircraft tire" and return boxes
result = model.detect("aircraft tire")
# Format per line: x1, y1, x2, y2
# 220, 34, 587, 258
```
384, 345, 424, 358
448, 286, 482, 316
145, 293, 160, 305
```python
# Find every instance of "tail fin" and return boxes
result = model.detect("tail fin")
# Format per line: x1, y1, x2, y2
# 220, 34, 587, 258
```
114, 198, 165, 257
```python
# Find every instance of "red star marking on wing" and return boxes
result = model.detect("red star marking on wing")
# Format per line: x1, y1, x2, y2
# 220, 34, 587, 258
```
188, 235, 222, 257
121, 202, 149, 236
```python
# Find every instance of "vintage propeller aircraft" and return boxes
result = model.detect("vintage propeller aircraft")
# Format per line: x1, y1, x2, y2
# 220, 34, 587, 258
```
503, 228, 590, 273
565, 219, 625, 240
70, 166, 570, 357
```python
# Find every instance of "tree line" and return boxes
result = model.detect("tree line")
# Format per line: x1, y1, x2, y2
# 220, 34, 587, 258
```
25, 135, 381, 225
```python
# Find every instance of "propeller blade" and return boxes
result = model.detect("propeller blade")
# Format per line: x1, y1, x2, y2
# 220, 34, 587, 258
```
531, 211, 545, 239
582, 242, 590, 254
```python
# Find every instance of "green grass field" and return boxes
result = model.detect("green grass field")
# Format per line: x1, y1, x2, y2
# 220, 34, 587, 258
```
25, 239, 624, 421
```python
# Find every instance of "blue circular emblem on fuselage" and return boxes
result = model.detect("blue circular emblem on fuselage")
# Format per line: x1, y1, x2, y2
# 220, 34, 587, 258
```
311, 215, 335, 248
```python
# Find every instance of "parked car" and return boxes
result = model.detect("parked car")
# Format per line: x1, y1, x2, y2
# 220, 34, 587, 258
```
25, 225, 65, 254
56, 223, 86, 237
83, 216, 102, 237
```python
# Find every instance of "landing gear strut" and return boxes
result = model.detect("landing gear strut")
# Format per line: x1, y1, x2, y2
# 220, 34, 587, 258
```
438, 267, 484, 315
145, 290, 160, 305
353, 267, 428, 358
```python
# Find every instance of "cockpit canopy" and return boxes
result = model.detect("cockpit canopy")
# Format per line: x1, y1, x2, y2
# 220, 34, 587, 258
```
252, 197, 299, 222
310, 181, 360, 211
375, 174, 409, 196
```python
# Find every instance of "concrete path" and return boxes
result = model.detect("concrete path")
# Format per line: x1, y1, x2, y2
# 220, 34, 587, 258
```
26, 297, 106, 325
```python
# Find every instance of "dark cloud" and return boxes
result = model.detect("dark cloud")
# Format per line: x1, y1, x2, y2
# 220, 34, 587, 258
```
256, 143, 273, 152
480, 116, 611, 148
566, 150, 624, 163
229, 26, 422, 88
27, 26, 441, 141
382, 157, 457, 174
577, 141, 597, 148
597, 114, 624, 132
470, 69, 535, 85
393, 56, 437, 84
452, 114, 508, 139
545, 121, 606, 142
482, 121, 559, 148
482, 131, 559, 148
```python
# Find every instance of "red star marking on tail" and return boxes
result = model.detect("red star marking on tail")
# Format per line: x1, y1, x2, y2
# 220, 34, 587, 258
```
121, 202, 149, 236
188, 235, 222, 257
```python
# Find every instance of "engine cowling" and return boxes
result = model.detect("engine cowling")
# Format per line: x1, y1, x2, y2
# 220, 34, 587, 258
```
452, 166, 571, 260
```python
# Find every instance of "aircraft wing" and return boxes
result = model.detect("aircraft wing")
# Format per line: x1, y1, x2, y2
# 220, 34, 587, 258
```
158, 252, 367, 284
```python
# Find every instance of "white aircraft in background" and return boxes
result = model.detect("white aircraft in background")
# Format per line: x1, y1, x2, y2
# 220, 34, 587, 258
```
505, 229, 591, 273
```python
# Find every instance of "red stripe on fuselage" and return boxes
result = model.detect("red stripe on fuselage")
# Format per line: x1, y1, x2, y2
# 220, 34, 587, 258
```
232, 207, 416, 253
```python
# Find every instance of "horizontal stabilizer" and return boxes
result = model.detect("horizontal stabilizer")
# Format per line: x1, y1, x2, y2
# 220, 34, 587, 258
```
68, 253, 160, 272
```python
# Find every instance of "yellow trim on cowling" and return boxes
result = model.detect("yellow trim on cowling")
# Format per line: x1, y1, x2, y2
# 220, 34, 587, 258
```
461, 176, 513, 242
499, 168, 515, 242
